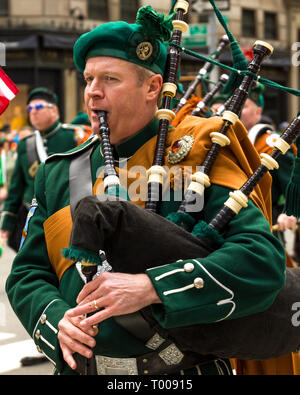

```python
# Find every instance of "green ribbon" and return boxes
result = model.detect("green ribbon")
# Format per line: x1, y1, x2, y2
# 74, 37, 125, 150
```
172, 43, 300, 98
168, 0, 300, 98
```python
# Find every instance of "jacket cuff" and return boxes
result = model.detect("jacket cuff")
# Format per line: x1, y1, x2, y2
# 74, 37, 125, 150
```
146, 258, 235, 328
32, 299, 70, 372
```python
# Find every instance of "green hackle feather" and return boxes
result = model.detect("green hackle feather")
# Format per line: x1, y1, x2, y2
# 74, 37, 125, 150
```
166, 211, 196, 232
62, 247, 102, 266
192, 220, 225, 247
136, 5, 174, 42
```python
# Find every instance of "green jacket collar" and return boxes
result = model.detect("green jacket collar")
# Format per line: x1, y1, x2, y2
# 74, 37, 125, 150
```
41, 120, 61, 138
113, 117, 159, 159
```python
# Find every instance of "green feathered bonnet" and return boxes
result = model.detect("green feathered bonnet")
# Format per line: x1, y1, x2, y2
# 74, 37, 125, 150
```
71, 111, 91, 126
73, 5, 174, 76
27, 87, 58, 105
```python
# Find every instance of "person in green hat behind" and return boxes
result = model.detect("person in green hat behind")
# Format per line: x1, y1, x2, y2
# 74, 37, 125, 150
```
71, 111, 91, 126
0, 87, 92, 251
5, 5, 285, 375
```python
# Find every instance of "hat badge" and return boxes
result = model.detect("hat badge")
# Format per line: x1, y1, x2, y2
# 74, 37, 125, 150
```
136, 41, 153, 60
168, 135, 194, 164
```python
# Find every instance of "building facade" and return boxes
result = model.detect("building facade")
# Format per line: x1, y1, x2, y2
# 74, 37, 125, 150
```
0, 0, 299, 127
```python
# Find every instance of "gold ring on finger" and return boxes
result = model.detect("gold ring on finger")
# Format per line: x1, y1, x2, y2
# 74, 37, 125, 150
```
93, 299, 99, 310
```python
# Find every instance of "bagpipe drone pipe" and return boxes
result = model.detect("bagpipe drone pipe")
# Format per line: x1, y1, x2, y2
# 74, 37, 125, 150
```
174, 34, 229, 114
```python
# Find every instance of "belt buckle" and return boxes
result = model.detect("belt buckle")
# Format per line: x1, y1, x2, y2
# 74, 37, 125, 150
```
96, 355, 138, 375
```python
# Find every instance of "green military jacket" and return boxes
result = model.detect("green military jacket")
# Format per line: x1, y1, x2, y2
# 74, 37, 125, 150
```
0, 120, 90, 232
6, 116, 285, 375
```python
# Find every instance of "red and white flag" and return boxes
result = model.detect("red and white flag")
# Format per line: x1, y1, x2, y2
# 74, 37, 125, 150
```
0, 67, 19, 115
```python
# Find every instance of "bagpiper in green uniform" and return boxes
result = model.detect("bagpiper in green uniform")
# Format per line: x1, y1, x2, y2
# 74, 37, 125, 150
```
6, 6, 285, 376
0, 87, 92, 251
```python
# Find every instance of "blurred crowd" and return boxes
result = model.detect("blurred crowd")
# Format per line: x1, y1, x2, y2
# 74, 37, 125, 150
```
0, 86, 93, 254
0, 123, 33, 205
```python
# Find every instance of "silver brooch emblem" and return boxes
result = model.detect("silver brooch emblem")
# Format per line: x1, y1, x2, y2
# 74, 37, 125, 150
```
159, 343, 184, 366
136, 41, 153, 60
168, 135, 194, 164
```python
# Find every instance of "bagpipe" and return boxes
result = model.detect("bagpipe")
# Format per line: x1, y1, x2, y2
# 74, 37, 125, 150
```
190, 73, 229, 117
63, 0, 300, 365
174, 34, 229, 114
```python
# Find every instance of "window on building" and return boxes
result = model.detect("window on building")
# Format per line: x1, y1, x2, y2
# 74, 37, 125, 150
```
197, 14, 209, 23
264, 12, 278, 40
242, 9, 256, 37
0, 0, 9, 16
121, 0, 139, 23
88, 0, 109, 20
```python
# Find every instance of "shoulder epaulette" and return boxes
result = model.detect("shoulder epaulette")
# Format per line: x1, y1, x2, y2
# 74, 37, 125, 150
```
265, 132, 282, 149
247, 123, 274, 145
45, 135, 98, 164
61, 123, 91, 130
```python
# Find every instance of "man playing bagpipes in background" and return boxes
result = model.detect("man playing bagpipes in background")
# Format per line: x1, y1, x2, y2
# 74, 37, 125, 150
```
5, 1, 300, 376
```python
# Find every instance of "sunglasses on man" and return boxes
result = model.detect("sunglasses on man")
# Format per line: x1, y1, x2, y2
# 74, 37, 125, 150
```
27, 103, 55, 112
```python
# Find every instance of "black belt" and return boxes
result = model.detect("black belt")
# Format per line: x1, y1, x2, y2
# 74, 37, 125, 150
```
75, 340, 217, 375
